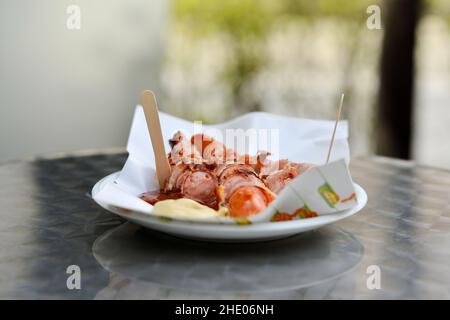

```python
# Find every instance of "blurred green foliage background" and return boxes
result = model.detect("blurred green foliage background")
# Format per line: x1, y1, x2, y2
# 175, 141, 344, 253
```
159, 0, 449, 168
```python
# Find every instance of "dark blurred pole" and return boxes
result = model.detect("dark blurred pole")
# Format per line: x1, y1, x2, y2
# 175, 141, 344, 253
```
377, 0, 423, 159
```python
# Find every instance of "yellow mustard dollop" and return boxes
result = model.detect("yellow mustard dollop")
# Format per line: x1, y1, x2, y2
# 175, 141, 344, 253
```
152, 198, 228, 219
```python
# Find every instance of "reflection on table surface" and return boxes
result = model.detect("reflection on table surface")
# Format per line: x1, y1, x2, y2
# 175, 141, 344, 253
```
0, 153, 449, 299
93, 223, 362, 299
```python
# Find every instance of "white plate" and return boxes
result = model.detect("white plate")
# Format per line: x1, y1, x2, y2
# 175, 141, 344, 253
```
92, 172, 367, 242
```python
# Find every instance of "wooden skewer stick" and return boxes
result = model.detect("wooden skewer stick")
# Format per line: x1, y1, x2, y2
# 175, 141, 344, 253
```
140, 90, 172, 188
326, 93, 345, 164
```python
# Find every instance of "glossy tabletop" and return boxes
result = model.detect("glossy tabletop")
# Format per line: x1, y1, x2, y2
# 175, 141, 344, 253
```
0, 152, 449, 299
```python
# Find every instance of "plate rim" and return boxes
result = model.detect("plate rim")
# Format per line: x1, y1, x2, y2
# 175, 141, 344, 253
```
91, 171, 368, 232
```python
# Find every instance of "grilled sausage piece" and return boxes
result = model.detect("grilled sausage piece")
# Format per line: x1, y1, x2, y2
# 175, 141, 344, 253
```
228, 186, 276, 218
215, 163, 276, 216
168, 131, 202, 165
264, 162, 317, 194
181, 169, 218, 209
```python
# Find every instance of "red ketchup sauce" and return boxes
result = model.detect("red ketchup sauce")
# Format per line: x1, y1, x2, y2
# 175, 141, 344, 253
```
139, 190, 219, 210
139, 190, 183, 206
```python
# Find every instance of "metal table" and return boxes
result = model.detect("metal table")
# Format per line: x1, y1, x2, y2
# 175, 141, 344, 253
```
0, 152, 449, 299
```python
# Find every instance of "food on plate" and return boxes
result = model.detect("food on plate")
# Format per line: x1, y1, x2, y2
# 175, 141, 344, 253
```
263, 162, 317, 194
215, 163, 276, 217
140, 131, 317, 218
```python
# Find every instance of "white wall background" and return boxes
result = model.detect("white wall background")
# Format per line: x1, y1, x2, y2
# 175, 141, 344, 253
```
0, 0, 167, 161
